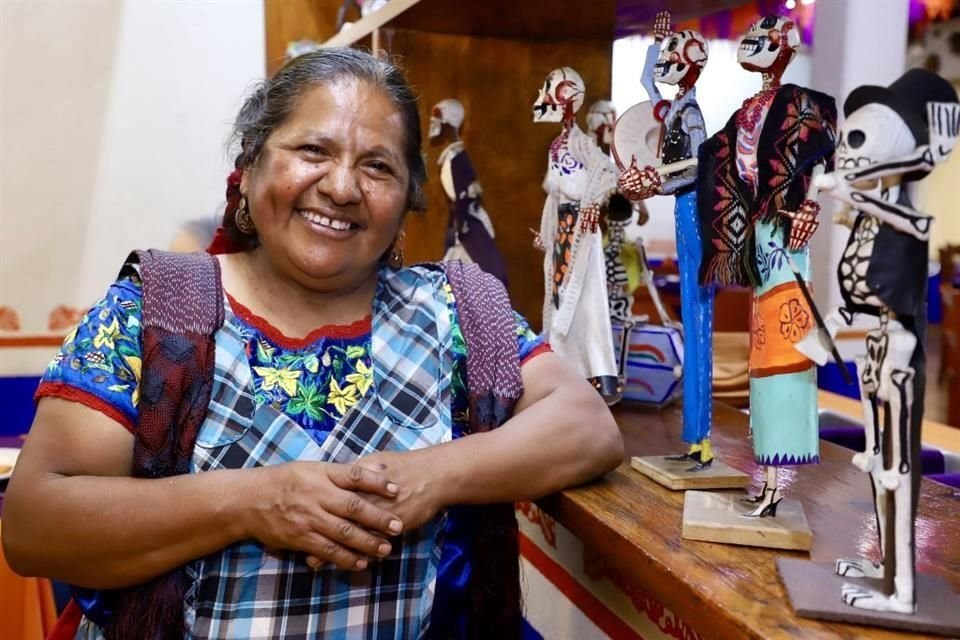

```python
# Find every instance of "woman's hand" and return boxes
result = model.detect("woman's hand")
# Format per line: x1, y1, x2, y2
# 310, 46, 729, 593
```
354, 450, 446, 532
247, 461, 405, 571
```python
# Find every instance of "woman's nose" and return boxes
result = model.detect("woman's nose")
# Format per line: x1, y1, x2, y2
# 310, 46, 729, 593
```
319, 162, 362, 206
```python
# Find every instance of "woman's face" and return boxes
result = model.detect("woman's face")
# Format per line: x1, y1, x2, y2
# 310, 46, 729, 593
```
242, 78, 409, 290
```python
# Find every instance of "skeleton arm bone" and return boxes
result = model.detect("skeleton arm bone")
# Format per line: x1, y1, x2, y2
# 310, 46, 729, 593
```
640, 42, 663, 105
815, 172, 932, 241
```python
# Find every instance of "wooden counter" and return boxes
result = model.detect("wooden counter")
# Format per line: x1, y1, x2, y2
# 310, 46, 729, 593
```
537, 402, 960, 639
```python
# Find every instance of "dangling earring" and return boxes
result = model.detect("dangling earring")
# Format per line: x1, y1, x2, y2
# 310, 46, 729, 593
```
387, 230, 406, 269
235, 196, 256, 235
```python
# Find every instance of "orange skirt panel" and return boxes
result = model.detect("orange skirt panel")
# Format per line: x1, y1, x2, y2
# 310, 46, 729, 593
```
749, 281, 816, 378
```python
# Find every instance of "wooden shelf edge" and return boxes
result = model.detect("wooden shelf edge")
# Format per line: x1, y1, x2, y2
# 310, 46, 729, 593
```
321, 0, 422, 48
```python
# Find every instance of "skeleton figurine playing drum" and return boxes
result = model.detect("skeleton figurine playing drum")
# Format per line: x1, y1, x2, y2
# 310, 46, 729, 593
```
429, 98, 508, 286
533, 67, 621, 403
697, 16, 837, 517
618, 11, 717, 470
799, 69, 960, 615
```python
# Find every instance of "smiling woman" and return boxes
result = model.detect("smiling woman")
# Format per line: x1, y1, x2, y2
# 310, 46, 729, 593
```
1, 47, 623, 640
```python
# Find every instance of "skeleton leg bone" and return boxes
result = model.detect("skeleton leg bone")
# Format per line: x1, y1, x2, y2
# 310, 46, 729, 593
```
837, 352, 888, 580
842, 365, 917, 613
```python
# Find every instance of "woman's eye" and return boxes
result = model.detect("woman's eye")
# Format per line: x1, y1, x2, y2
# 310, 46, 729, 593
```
367, 161, 393, 175
300, 145, 327, 156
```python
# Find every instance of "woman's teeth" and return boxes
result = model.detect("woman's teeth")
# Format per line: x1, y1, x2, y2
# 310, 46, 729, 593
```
298, 210, 354, 231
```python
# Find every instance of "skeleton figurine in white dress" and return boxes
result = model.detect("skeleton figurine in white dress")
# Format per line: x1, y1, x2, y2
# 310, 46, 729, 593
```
533, 68, 620, 403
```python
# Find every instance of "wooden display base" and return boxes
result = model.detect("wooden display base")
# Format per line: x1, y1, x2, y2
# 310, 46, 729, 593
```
777, 559, 960, 637
630, 455, 750, 491
681, 490, 812, 551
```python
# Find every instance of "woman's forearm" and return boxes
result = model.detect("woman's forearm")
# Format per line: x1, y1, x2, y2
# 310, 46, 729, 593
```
433, 381, 623, 507
2, 469, 251, 589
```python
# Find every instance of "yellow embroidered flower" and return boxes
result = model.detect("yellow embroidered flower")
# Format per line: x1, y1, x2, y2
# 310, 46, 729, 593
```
93, 318, 120, 350
253, 366, 301, 397
345, 360, 373, 397
328, 378, 359, 415
124, 355, 142, 406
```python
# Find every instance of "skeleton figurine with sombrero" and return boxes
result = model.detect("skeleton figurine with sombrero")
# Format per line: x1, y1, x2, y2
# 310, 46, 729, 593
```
794, 69, 960, 617
617, 11, 718, 473
533, 68, 621, 404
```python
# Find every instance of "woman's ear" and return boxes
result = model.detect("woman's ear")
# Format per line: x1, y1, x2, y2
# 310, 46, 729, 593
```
239, 169, 249, 196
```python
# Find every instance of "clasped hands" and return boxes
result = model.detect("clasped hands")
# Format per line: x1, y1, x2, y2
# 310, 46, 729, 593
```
247, 448, 442, 573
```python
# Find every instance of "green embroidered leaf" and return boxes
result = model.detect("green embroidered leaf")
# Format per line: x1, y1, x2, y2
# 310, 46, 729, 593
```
256, 339, 275, 364
345, 345, 366, 360
303, 353, 319, 373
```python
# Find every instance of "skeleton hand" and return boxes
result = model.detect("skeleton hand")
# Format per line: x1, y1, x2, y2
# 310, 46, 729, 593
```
851, 452, 875, 473
652, 11, 671, 41
781, 199, 821, 251
530, 227, 545, 251
579, 203, 602, 233
618, 158, 662, 201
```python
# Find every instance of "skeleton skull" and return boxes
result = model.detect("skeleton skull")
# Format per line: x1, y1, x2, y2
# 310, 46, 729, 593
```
836, 104, 916, 170
533, 67, 585, 123
655, 30, 708, 86
737, 15, 800, 72
586, 100, 616, 146
429, 98, 465, 139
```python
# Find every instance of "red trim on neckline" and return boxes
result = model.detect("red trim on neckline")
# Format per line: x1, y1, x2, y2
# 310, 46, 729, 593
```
521, 343, 552, 365
224, 292, 372, 349
35, 381, 136, 434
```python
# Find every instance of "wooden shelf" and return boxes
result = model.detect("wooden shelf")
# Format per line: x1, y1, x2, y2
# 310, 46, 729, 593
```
321, 0, 422, 48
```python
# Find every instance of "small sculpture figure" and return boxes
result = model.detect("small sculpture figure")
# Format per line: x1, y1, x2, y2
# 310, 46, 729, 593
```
697, 16, 836, 514
802, 69, 959, 613
429, 98, 508, 286
533, 68, 620, 403
618, 11, 716, 469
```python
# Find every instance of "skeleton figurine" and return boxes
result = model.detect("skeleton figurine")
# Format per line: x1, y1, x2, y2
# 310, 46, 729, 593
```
587, 101, 670, 327
799, 69, 959, 614
697, 16, 836, 515
429, 98, 508, 286
533, 68, 621, 403
617, 12, 715, 468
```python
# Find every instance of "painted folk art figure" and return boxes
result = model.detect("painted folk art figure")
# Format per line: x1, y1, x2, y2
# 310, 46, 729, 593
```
618, 11, 716, 469
588, 100, 672, 327
801, 69, 960, 613
697, 16, 836, 515
533, 68, 621, 403
429, 98, 509, 286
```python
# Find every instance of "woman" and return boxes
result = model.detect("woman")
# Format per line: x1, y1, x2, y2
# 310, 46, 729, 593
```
2, 49, 623, 639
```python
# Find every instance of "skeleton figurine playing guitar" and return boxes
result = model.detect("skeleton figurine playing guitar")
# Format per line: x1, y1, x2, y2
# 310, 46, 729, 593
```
533, 68, 621, 403
586, 100, 671, 326
798, 69, 959, 614
618, 11, 716, 469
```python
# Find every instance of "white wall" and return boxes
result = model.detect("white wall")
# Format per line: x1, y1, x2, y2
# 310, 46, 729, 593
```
0, 0, 265, 339
611, 36, 812, 255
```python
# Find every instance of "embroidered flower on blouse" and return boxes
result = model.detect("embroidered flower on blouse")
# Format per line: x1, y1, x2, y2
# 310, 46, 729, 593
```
328, 378, 359, 415
93, 318, 121, 350
253, 366, 301, 397
345, 359, 373, 397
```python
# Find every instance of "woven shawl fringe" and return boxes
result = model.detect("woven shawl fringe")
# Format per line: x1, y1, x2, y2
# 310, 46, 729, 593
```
440, 260, 524, 640
106, 250, 223, 640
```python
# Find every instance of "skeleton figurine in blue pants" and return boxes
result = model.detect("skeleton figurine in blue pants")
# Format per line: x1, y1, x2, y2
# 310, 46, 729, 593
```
618, 11, 715, 469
